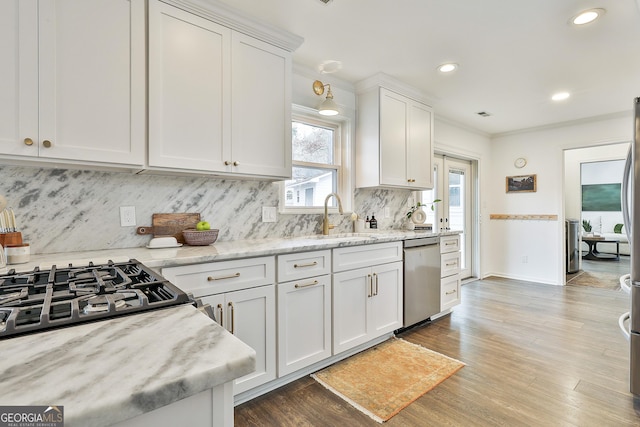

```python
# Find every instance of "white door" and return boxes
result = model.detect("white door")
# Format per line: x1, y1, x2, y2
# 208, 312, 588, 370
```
38, 0, 145, 165
277, 275, 332, 376
0, 0, 38, 157
369, 261, 403, 335
422, 156, 473, 279
332, 267, 369, 354
231, 32, 292, 178
148, 0, 230, 171
226, 285, 276, 395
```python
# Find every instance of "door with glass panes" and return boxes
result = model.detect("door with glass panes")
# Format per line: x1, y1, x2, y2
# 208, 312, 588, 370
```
421, 155, 473, 279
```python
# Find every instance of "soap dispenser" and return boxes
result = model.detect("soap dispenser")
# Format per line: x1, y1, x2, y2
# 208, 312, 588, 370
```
370, 214, 378, 229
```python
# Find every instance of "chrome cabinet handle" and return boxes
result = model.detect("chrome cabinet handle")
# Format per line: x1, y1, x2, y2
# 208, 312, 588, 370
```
445, 289, 457, 295
294, 261, 318, 268
295, 280, 319, 289
228, 301, 235, 334
207, 272, 240, 281
42, 140, 52, 148
24, 138, 34, 146
217, 303, 224, 327
445, 262, 458, 267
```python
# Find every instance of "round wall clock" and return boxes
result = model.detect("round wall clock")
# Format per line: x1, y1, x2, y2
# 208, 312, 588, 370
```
514, 157, 527, 168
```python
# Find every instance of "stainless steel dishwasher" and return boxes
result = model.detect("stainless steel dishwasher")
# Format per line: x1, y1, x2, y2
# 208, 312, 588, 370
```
403, 237, 441, 328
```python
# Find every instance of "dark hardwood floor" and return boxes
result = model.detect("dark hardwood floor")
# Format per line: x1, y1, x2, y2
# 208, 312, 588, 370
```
235, 273, 639, 426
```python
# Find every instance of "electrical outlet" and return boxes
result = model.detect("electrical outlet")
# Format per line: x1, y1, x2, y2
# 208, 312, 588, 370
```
262, 206, 277, 223
384, 207, 391, 218
120, 206, 136, 227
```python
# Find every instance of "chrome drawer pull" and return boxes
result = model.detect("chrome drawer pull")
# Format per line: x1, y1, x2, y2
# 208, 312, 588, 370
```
445, 289, 457, 295
294, 261, 318, 268
445, 242, 456, 246
445, 262, 458, 267
207, 272, 241, 281
295, 280, 319, 289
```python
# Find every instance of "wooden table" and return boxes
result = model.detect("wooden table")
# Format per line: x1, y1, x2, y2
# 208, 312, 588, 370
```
582, 236, 620, 261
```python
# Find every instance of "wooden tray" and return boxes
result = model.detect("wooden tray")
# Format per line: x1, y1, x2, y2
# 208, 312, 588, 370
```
136, 213, 201, 243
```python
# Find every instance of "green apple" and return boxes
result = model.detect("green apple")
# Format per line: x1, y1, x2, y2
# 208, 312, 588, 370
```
196, 221, 210, 231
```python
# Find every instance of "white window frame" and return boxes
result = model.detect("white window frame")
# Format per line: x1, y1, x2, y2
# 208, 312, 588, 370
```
280, 104, 353, 214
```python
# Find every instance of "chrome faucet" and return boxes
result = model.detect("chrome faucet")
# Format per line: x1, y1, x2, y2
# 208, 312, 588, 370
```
323, 192, 344, 235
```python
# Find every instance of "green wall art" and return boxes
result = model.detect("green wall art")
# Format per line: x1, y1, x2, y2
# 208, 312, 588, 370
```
581, 183, 622, 211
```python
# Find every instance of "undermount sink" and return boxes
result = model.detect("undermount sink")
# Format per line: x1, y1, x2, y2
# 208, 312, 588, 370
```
297, 233, 374, 240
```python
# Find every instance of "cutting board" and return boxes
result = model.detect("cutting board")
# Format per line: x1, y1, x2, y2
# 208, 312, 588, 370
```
136, 213, 201, 243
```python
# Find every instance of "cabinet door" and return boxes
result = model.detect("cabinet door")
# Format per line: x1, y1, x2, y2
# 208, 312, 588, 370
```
37, 0, 145, 165
148, 0, 230, 171
277, 275, 331, 376
332, 267, 370, 354
407, 101, 433, 188
369, 261, 403, 336
379, 88, 409, 187
226, 285, 276, 395
231, 32, 292, 179
0, 0, 38, 157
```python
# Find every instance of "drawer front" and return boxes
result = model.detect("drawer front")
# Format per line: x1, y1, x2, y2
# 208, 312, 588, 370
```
441, 251, 461, 278
333, 242, 402, 272
277, 250, 331, 282
441, 274, 461, 311
162, 256, 275, 298
440, 234, 460, 254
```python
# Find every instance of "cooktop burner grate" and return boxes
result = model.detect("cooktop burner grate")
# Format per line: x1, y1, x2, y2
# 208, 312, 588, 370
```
0, 259, 192, 339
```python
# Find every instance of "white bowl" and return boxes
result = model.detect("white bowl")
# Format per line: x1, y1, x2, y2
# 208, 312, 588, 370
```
147, 236, 180, 248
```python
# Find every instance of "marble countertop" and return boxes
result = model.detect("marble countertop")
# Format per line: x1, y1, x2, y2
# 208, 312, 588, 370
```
8, 230, 457, 273
0, 305, 256, 427
0, 230, 457, 426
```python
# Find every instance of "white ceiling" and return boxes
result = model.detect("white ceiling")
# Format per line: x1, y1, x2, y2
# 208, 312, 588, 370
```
215, 0, 640, 136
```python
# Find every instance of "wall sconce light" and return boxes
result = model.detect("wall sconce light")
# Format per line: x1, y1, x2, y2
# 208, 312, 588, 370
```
313, 80, 339, 116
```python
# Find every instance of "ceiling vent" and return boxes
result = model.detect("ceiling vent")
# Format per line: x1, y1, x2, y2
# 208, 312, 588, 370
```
476, 111, 492, 117
318, 0, 333, 4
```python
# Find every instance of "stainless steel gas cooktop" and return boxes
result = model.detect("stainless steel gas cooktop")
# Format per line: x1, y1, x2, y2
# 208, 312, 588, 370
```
0, 259, 194, 339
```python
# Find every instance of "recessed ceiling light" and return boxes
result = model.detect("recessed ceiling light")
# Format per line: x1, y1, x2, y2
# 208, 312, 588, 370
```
552, 92, 570, 101
570, 8, 606, 25
438, 63, 458, 73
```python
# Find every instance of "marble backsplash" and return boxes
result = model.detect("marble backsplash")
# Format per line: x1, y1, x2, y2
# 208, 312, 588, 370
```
1, 165, 413, 254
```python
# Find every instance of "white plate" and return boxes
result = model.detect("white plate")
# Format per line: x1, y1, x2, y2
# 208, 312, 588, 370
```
146, 243, 183, 249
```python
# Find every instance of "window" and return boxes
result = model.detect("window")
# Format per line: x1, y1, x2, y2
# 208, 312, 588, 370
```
281, 106, 350, 213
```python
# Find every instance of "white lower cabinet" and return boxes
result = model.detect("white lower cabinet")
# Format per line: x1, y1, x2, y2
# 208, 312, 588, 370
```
332, 242, 403, 355
201, 285, 276, 394
440, 234, 462, 311
162, 257, 276, 395
276, 274, 331, 376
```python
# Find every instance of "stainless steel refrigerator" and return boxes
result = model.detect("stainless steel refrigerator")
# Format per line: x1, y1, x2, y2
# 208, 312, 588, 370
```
620, 97, 640, 396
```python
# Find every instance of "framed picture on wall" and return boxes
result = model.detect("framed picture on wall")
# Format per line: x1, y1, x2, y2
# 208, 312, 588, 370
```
506, 174, 536, 193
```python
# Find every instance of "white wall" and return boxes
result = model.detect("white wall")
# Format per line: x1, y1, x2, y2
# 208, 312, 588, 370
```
489, 112, 632, 285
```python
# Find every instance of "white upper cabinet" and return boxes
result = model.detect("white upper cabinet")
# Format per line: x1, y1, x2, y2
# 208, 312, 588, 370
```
148, 1, 230, 172
0, 0, 145, 167
147, 0, 297, 180
356, 76, 434, 190
230, 33, 292, 178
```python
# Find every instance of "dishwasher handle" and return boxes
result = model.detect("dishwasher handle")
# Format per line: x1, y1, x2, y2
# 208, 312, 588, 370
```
404, 237, 439, 248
